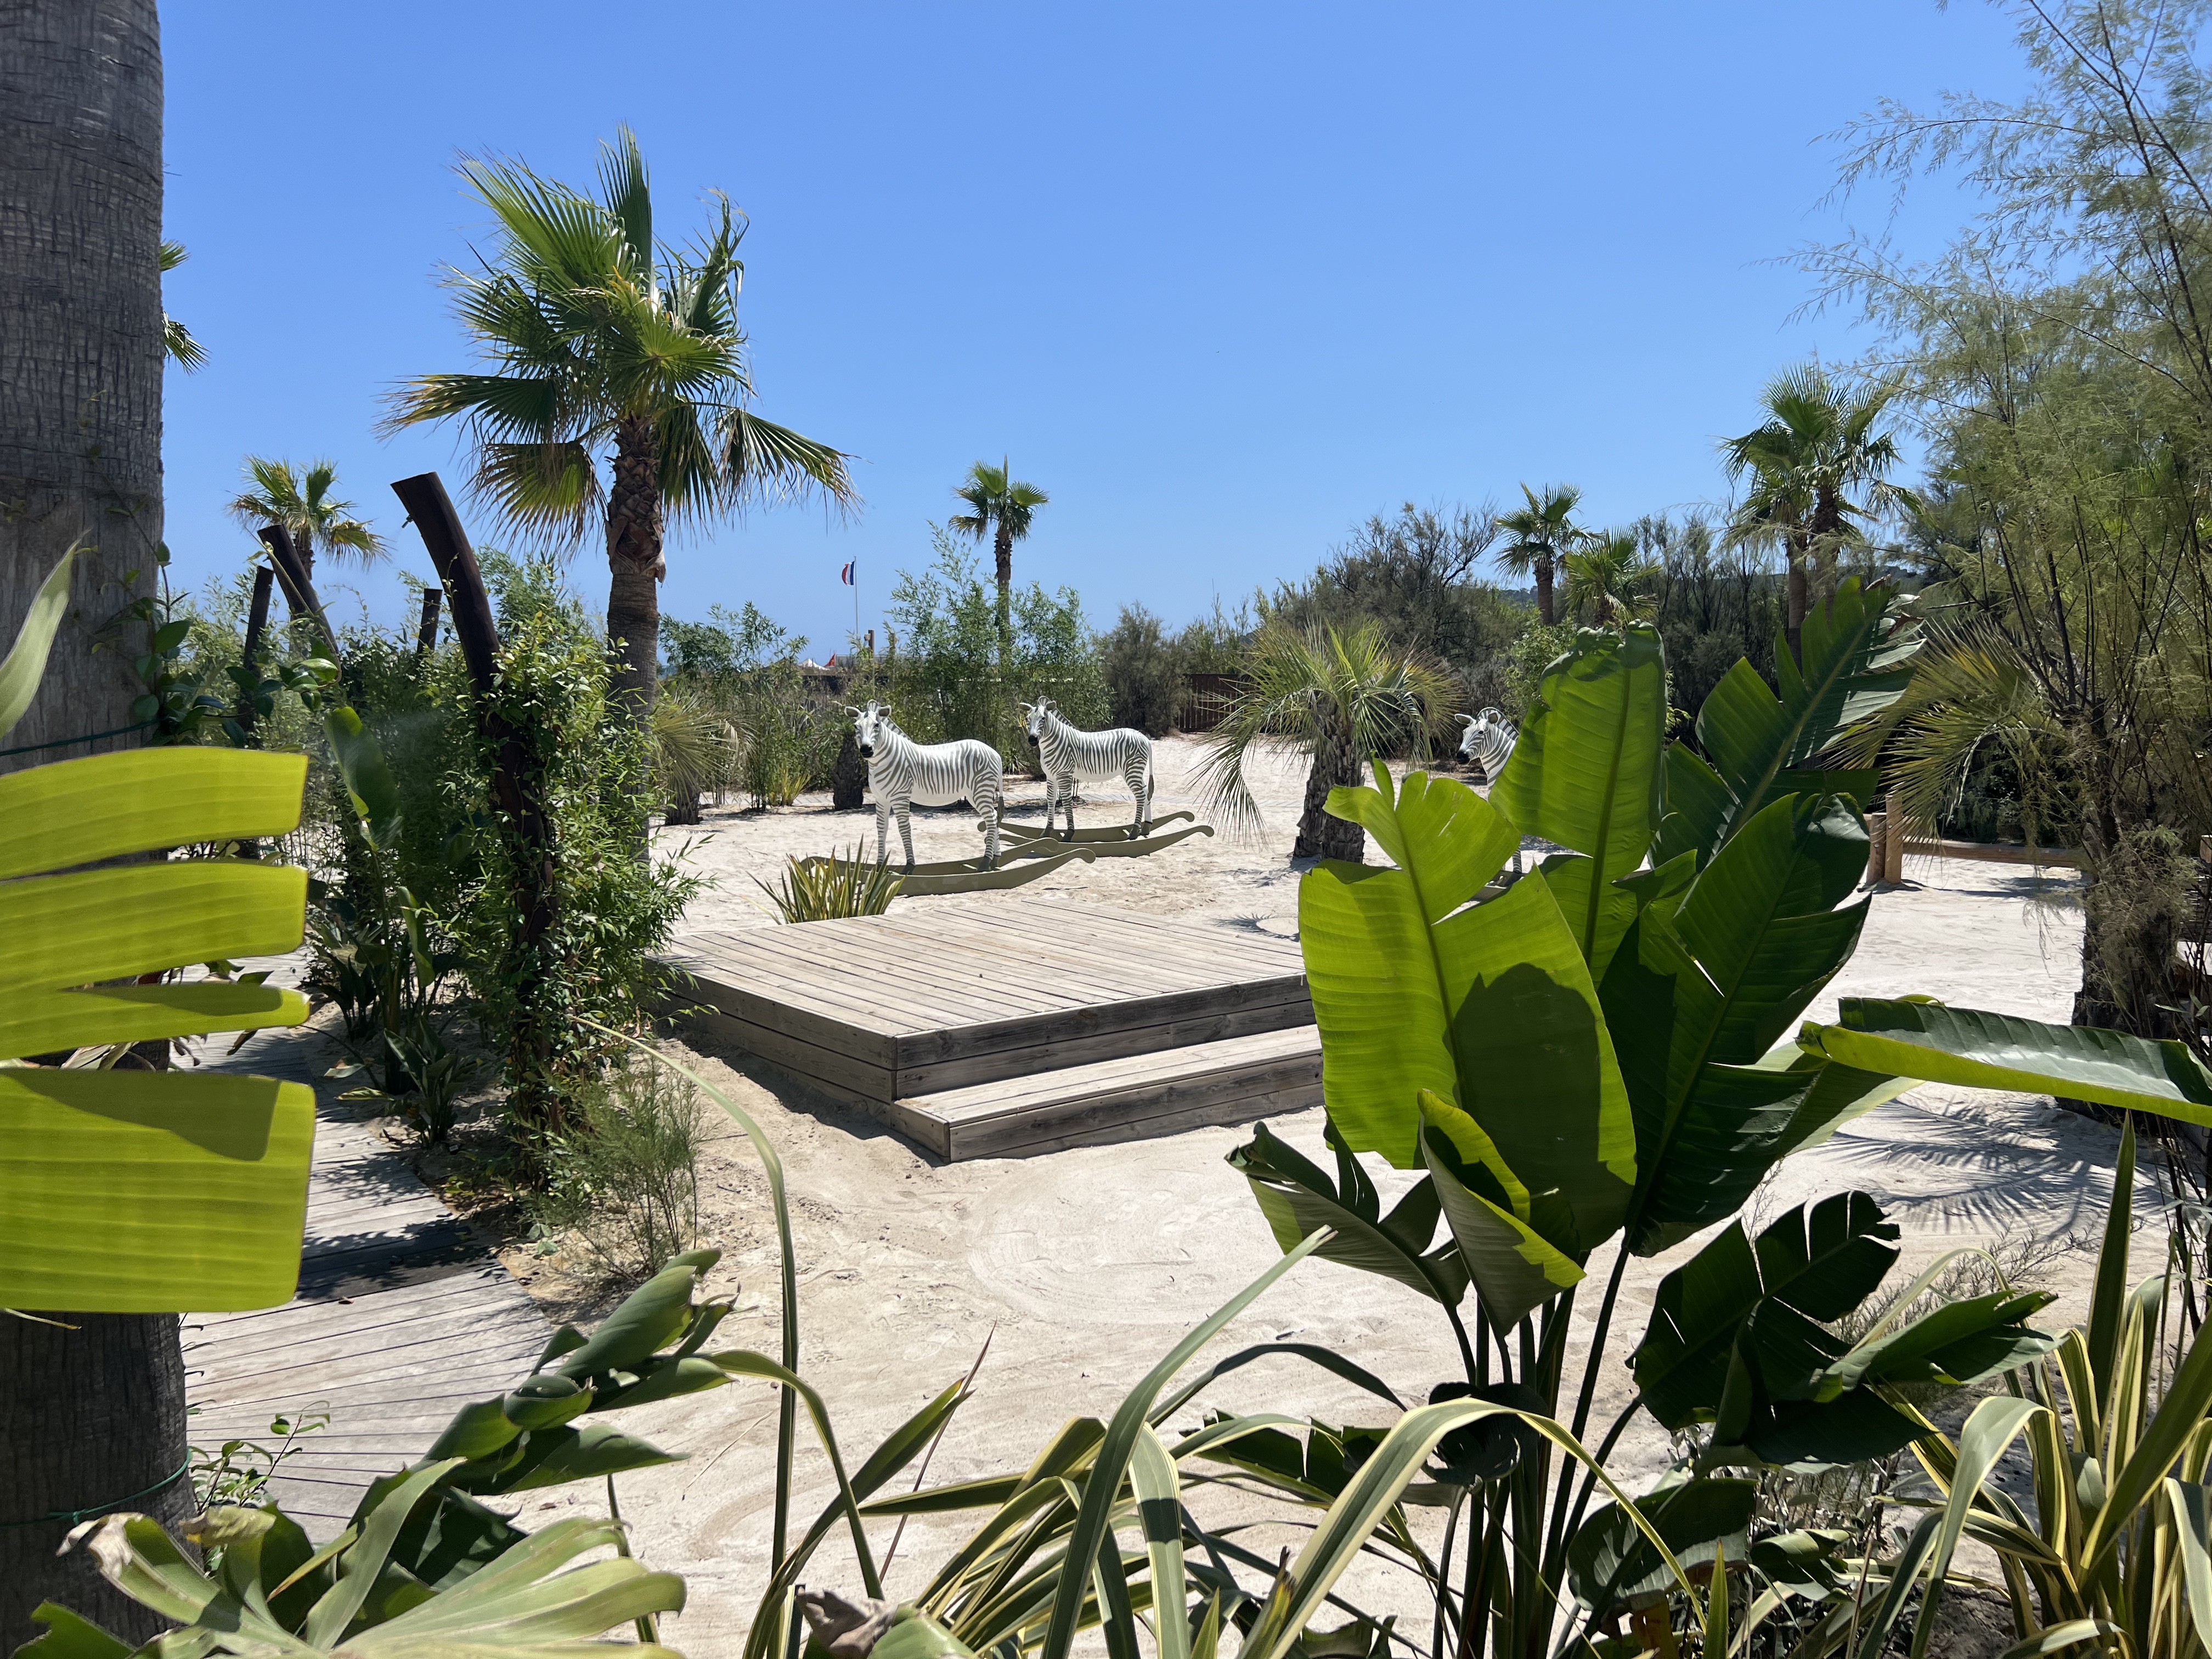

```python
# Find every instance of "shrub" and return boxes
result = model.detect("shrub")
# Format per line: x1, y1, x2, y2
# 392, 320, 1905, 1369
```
445, 580, 701, 1130
529, 1058, 708, 1279
1098, 603, 1177, 735
886, 526, 1105, 761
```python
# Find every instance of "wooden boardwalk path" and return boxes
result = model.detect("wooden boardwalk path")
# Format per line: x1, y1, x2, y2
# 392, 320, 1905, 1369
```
183, 1017, 546, 1539
665, 895, 1322, 1159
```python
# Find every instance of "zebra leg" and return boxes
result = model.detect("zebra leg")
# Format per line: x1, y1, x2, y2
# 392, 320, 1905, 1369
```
896, 802, 915, 871
983, 787, 1001, 869
1059, 774, 1077, 840
875, 799, 890, 865
1125, 758, 1148, 836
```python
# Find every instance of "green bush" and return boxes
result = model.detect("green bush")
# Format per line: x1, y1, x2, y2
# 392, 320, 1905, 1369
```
1098, 603, 1177, 735
885, 526, 1105, 762
528, 1057, 708, 1278
444, 566, 701, 1131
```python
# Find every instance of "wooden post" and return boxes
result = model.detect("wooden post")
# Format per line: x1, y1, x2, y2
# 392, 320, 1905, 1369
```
234, 563, 274, 739
256, 524, 341, 662
414, 587, 443, 661
1882, 798, 1906, 884
1866, 810, 1888, 887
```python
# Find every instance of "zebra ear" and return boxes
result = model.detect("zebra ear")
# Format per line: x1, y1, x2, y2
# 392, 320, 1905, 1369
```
1458, 712, 1477, 727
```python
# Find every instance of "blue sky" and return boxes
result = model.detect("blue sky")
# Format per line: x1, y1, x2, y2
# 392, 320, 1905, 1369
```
161, 2, 2022, 651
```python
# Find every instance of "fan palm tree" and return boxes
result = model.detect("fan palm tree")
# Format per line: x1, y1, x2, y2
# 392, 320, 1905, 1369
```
1192, 620, 1455, 864
1493, 482, 1585, 625
1722, 363, 1905, 663
949, 458, 1048, 664
386, 127, 857, 718
159, 240, 204, 370
1561, 530, 1659, 628
224, 458, 383, 575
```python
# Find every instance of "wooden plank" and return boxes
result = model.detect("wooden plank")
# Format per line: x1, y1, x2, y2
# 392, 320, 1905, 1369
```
663, 958, 901, 1063
683, 1006, 898, 1103
891, 975, 1311, 1069
953, 1083, 1316, 1159
920, 1026, 1322, 1121
937, 1058, 1324, 1159
895, 995, 1313, 1095
668, 941, 919, 1036
720, 923, 1094, 1019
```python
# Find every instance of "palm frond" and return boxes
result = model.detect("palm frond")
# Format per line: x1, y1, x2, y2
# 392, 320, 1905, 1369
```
472, 441, 603, 538
718, 408, 859, 514
461, 155, 625, 291
597, 123, 655, 285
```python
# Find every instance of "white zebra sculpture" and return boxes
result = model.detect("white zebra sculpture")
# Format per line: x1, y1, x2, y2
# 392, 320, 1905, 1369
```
1020, 698, 1153, 841
1458, 707, 1517, 783
850, 702, 1005, 870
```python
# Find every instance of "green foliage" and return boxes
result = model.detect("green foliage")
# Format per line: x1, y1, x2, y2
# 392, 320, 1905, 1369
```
445, 600, 699, 1126
758, 844, 903, 922
1097, 604, 1178, 735
21, 1479, 682, 1659
529, 1060, 708, 1279
885, 527, 1105, 758
1261, 503, 1521, 704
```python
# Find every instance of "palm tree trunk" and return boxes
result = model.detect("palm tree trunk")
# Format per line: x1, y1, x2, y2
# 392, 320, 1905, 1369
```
1784, 531, 1808, 665
1293, 715, 1367, 862
993, 518, 1014, 664
606, 414, 664, 718
1, 4, 188, 1647
1534, 555, 1555, 627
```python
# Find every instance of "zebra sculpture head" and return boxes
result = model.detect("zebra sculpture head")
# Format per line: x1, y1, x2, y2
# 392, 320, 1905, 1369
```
850, 701, 894, 760
1458, 707, 1507, 763
1018, 698, 1057, 748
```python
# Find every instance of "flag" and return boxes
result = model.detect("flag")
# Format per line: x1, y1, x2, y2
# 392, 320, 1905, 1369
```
839, 561, 856, 585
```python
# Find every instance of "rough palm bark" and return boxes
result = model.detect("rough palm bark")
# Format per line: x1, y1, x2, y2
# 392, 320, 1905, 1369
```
1, 10, 183, 1644
994, 517, 1015, 664
1293, 720, 1367, 864
831, 728, 866, 810
606, 415, 664, 714
1533, 555, 1555, 627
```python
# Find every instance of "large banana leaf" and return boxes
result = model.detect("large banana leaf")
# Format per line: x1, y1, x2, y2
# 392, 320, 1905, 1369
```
1655, 577, 1920, 868
0, 747, 317, 1312
0, 1069, 314, 1310
1802, 999, 2212, 1126
0, 751, 313, 1056
1600, 793, 1873, 1254
1633, 1192, 2055, 1469
1300, 766, 1634, 1257
1489, 624, 1667, 978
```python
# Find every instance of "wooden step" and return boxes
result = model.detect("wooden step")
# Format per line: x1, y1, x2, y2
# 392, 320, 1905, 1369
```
891, 1025, 1322, 1160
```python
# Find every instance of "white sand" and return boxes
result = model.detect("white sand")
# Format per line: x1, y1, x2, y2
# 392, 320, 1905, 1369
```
498, 741, 2111, 1644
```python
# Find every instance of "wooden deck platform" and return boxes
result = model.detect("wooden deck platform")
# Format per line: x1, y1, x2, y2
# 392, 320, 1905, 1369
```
185, 1019, 546, 1539
663, 896, 1321, 1159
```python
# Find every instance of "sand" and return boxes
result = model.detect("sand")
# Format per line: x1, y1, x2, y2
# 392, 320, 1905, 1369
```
487, 738, 2114, 1645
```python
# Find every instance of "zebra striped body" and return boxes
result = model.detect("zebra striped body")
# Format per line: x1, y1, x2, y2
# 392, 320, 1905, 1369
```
1458, 707, 1517, 783
1022, 699, 1153, 840
851, 702, 1004, 869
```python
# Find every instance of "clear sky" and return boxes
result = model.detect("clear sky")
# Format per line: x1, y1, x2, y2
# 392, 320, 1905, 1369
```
160, 1, 2022, 651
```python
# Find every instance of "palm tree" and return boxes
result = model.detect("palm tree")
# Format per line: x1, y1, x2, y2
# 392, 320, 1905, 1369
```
1493, 483, 1585, 625
949, 458, 1048, 664
224, 458, 384, 575
1, 4, 190, 1645
1193, 621, 1455, 864
1722, 363, 1905, 663
1561, 530, 1659, 628
387, 127, 856, 718
159, 240, 204, 370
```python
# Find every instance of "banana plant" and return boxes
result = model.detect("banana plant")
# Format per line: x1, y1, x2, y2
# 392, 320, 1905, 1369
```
1220, 590, 2212, 1658
1, 548, 319, 1312
14, 1462, 682, 1659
